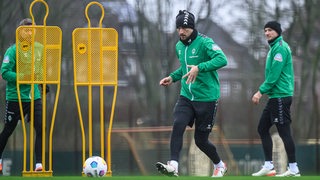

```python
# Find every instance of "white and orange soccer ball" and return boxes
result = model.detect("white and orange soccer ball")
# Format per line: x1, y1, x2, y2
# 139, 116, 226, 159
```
83, 156, 108, 177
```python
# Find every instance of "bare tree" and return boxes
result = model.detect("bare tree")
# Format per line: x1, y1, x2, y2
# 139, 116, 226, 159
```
286, 0, 320, 143
237, 0, 320, 140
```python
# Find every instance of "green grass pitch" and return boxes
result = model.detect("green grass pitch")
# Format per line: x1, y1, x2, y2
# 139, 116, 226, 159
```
0, 176, 319, 180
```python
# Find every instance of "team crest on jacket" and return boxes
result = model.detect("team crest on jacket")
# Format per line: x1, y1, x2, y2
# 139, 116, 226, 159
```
3, 56, 9, 63
274, 53, 283, 62
212, 44, 221, 51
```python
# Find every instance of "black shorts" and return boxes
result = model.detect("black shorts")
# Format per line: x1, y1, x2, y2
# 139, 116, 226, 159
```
4, 99, 42, 124
173, 96, 218, 132
262, 96, 292, 125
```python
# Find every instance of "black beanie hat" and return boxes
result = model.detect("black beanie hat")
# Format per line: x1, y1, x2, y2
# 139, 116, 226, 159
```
264, 21, 282, 35
176, 10, 195, 29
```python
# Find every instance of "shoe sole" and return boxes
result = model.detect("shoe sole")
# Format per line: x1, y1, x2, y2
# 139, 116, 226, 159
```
267, 172, 276, 176
155, 162, 177, 177
252, 170, 276, 176
34, 168, 43, 172
276, 173, 301, 177
212, 167, 227, 177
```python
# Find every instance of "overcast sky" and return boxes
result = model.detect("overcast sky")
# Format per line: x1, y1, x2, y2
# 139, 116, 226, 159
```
125, 0, 247, 43
125, 0, 299, 44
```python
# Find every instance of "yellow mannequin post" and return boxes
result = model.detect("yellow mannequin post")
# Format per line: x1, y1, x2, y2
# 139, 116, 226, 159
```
72, 1, 118, 176
16, 0, 62, 177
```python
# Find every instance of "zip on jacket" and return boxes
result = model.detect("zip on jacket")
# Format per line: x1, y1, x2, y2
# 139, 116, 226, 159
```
170, 32, 227, 102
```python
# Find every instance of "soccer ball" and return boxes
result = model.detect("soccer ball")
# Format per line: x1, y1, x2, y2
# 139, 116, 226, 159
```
83, 156, 108, 177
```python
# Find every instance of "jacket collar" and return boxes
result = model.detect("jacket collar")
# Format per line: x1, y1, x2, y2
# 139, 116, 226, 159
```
180, 29, 198, 46
268, 35, 282, 46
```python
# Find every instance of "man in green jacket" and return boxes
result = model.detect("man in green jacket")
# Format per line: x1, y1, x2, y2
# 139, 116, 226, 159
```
251, 21, 300, 177
156, 10, 228, 177
0, 18, 43, 173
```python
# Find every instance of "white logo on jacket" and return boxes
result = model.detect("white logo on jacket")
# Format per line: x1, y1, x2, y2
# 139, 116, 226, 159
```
3, 56, 9, 63
212, 44, 221, 51
274, 53, 283, 62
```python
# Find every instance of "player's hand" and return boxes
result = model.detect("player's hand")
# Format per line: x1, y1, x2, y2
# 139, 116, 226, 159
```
183, 65, 199, 84
252, 91, 262, 105
159, 76, 173, 86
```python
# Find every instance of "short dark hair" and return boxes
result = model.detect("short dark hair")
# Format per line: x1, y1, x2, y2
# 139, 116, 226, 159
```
19, 18, 33, 26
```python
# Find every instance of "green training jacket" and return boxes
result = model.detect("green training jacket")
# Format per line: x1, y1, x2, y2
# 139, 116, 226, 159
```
1, 43, 42, 102
259, 36, 294, 98
170, 33, 227, 102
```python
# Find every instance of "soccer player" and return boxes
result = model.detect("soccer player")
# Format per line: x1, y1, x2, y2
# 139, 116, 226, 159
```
251, 21, 300, 177
156, 10, 228, 177
0, 18, 44, 173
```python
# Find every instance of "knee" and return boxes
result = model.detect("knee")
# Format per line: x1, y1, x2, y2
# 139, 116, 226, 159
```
172, 119, 187, 132
257, 125, 268, 137
194, 137, 207, 148
278, 131, 291, 140
34, 123, 43, 135
195, 140, 204, 149
1, 126, 15, 137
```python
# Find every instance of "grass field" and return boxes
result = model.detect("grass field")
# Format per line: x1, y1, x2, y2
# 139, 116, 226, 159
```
0, 176, 319, 180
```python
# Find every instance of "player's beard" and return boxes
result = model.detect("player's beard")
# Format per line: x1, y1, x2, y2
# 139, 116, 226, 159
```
179, 33, 187, 40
